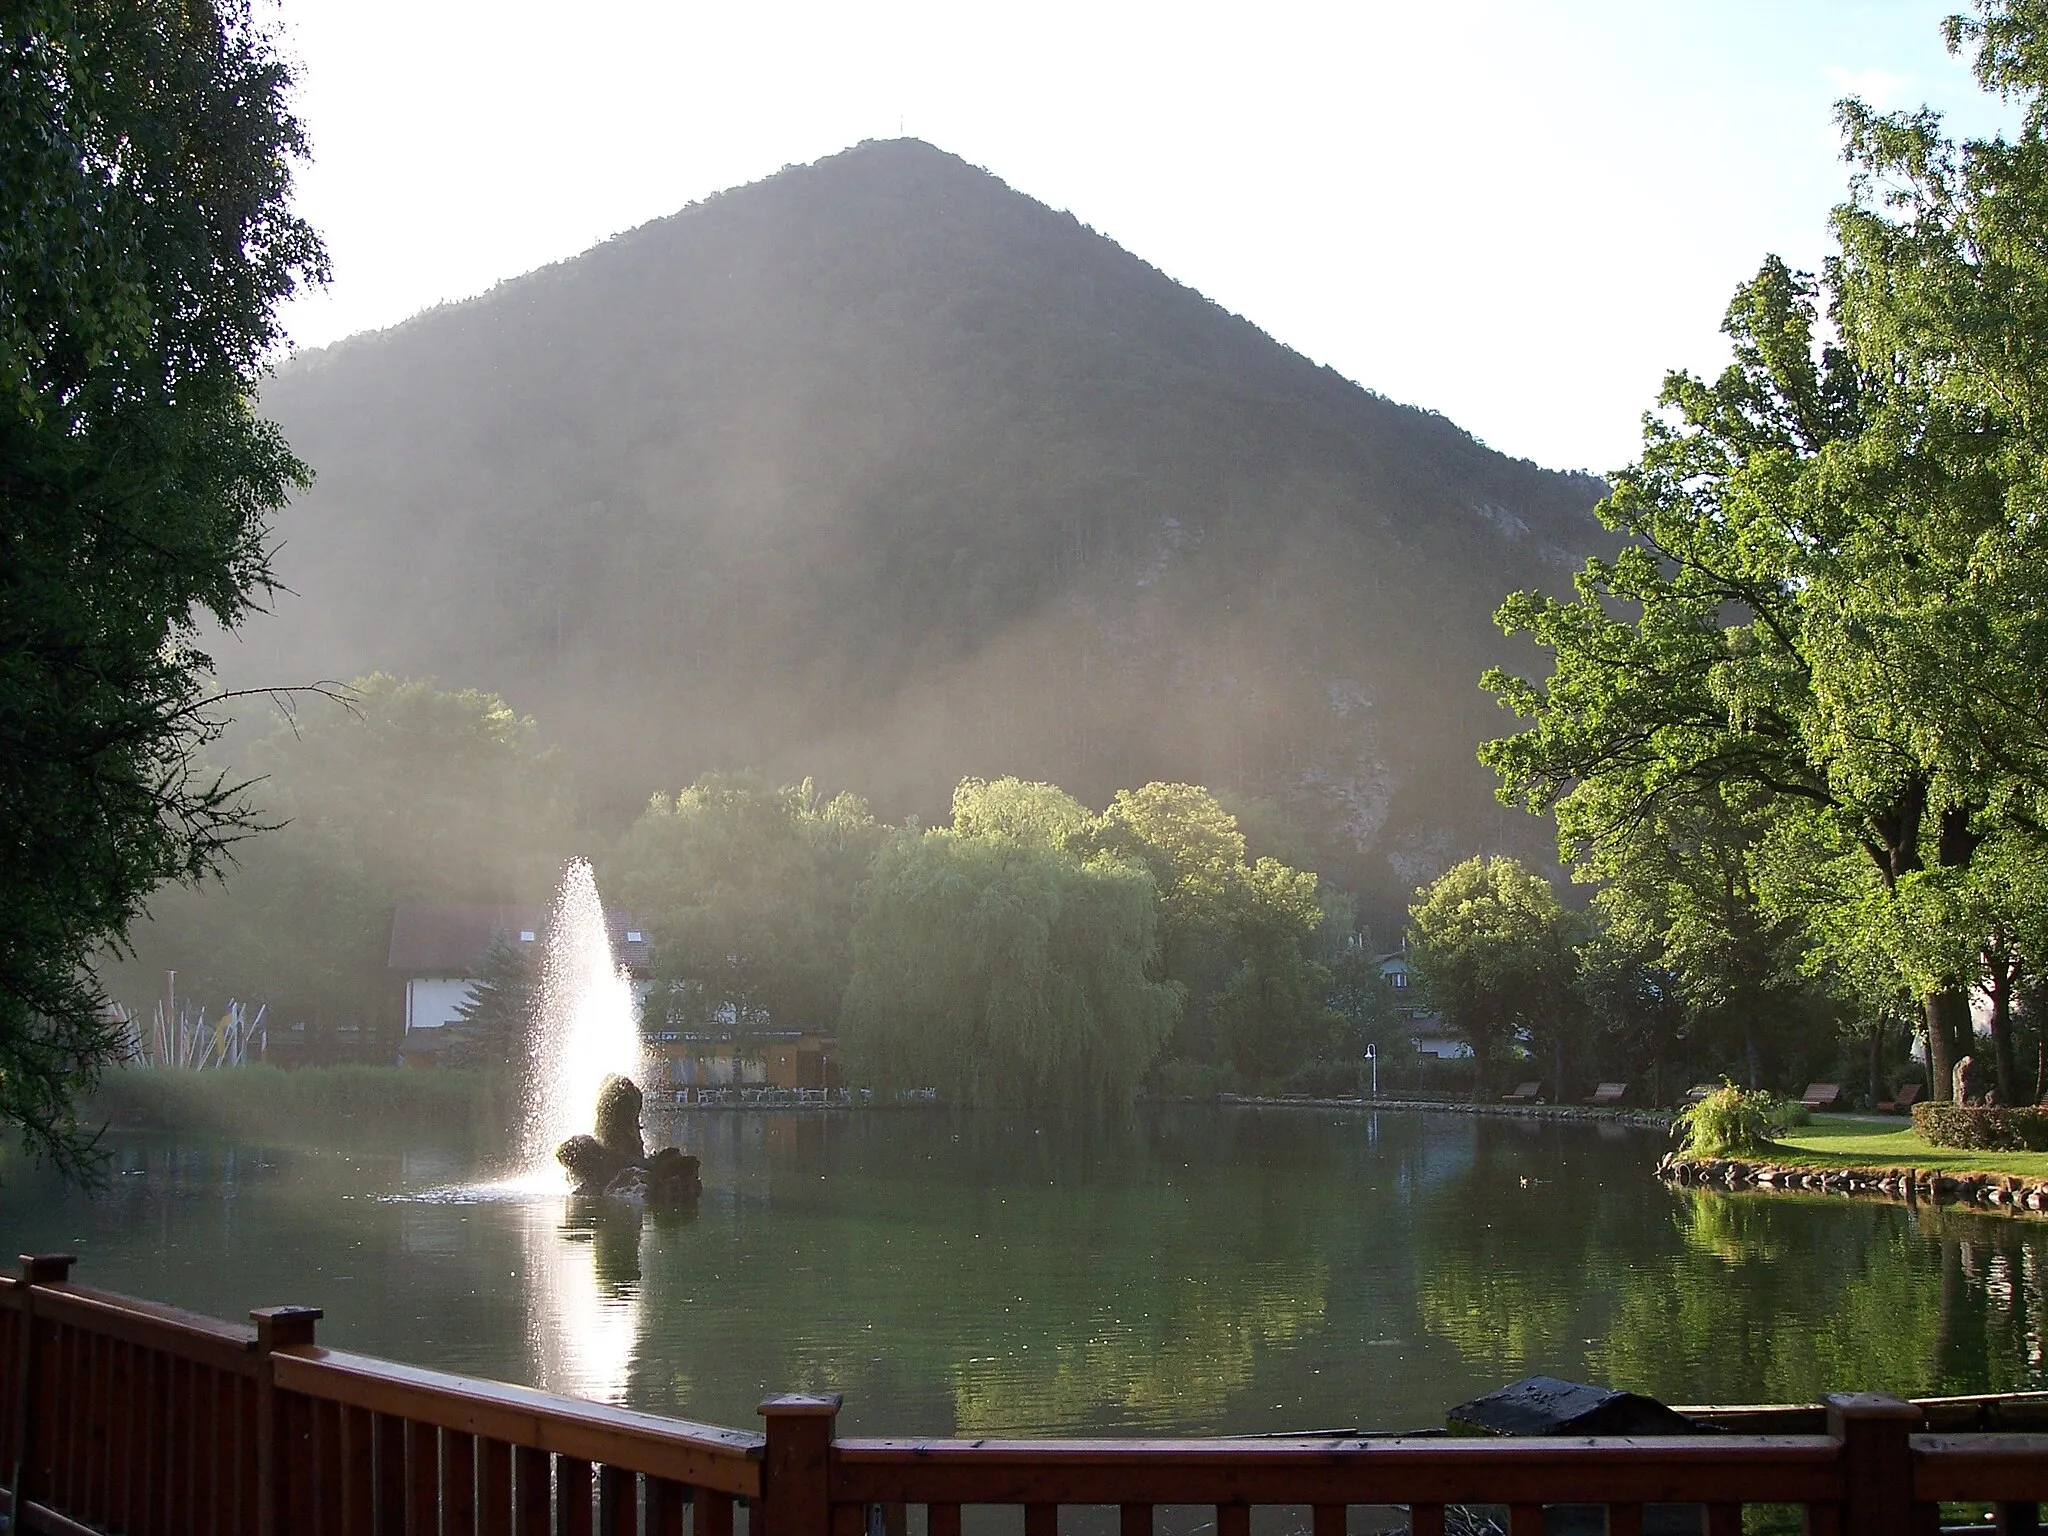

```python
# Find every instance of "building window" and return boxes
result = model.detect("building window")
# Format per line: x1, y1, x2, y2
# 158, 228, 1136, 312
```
626, 930, 643, 943
1391, 972, 1407, 989
519, 931, 536, 943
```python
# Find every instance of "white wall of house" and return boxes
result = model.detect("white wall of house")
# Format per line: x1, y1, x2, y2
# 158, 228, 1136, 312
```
405, 977, 475, 1034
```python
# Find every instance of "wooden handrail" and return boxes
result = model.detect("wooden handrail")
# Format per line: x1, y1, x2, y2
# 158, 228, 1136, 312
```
8, 1256, 2048, 1536
831, 1434, 1847, 1507
28, 1283, 258, 1375
273, 1344, 764, 1495
1912, 1434, 2048, 1502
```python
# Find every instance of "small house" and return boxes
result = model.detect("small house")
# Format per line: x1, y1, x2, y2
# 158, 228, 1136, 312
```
387, 903, 653, 1065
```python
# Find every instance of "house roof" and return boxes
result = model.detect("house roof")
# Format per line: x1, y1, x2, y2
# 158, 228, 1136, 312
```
388, 903, 654, 975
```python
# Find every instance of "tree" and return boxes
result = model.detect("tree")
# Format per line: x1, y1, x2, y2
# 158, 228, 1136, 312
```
1, 0, 325, 1173
1091, 782, 1332, 1082
1406, 857, 1578, 1100
1481, 253, 2010, 1100
107, 676, 576, 1060
442, 933, 537, 1072
609, 773, 881, 1036
840, 810, 1180, 1113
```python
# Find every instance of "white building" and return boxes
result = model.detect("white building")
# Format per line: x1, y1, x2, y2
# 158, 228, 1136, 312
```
386, 903, 652, 1064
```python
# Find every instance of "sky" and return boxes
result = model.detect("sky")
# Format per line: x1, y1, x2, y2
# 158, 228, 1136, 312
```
273, 0, 2017, 476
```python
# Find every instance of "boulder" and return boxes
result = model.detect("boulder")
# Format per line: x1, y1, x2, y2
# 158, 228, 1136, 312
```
1448, 1376, 1704, 1437
554, 1075, 699, 1204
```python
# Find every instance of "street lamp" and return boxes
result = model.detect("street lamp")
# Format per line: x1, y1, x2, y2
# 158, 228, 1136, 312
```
1363, 1043, 1377, 1100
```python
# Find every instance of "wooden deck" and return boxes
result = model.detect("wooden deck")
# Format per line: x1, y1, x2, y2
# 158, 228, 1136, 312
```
4, 1254, 2044, 1536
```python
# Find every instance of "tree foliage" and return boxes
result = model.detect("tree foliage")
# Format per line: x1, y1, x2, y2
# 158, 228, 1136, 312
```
609, 773, 882, 1035
442, 934, 537, 1072
841, 787, 1180, 1113
1405, 857, 1579, 1099
1, 0, 325, 1173
108, 676, 575, 1060
1481, 1, 2048, 1100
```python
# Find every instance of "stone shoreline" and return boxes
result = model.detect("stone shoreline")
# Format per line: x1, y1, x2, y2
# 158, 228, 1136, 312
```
1215, 1092, 1674, 1129
1658, 1150, 2048, 1215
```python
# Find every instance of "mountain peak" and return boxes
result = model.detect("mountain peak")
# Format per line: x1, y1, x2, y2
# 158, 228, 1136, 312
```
250, 141, 1603, 916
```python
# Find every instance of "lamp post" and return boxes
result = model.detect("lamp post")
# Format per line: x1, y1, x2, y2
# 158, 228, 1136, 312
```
1364, 1043, 1377, 1100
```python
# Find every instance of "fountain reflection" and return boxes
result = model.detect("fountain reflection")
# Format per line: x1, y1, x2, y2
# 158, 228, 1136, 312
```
518, 1196, 653, 1404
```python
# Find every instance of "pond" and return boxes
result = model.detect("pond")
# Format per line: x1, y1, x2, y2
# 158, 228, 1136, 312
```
1, 1106, 2042, 1437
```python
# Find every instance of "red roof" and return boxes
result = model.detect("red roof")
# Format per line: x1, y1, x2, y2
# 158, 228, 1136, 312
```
387, 904, 653, 975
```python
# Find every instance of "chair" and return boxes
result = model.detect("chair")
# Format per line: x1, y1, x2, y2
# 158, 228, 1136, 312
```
1876, 1082, 1923, 1114
1500, 1081, 1543, 1104
1582, 1082, 1628, 1106
1798, 1082, 1842, 1110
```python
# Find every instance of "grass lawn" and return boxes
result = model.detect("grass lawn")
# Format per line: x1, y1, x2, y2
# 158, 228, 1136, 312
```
1763, 1114, 2048, 1179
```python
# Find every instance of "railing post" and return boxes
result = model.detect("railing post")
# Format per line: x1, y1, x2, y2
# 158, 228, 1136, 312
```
251, 1305, 323, 1536
759, 1393, 843, 1536
7, 1254, 75, 1529
1827, 1391, 1927, 1536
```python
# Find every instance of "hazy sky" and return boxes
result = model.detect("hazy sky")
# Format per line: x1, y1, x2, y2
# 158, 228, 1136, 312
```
274, 1, 2013, 476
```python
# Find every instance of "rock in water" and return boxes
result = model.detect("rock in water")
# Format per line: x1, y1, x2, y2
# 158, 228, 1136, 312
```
594, 1073, 647, 1162
555, 1075, 698, 1203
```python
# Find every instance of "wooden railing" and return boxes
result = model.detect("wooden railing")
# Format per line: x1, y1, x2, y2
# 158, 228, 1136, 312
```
6, 1254, 2047, 1536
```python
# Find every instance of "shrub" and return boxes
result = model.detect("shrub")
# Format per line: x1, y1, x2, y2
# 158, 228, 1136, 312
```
1672, 1083, 1786, 1158
1912, 1101, 2048, 1152
88, 1064, 509, 1146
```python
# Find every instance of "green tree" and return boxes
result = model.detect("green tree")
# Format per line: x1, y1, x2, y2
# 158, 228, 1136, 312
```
609, 773, 881, 1036
442, 933, 537, 1072
1092, 783, 1332, 1083
1406, 857, 1578, 1100
2, 0, 325, 1172
108, 676, 576, 1059
841, 782, 1181, 1112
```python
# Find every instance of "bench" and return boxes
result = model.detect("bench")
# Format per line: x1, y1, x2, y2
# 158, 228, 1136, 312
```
1799, 1082, 1843, 1110
1683, 1083, 1718, 1104
1582, 1082, 1628, 1106
1876, 1082, 1923, 1113
1500, 1081, 1542, 1104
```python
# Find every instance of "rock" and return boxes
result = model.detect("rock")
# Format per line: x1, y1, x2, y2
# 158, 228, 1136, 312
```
1954, 1056, 1993, 1106
594, 1074, 647, 1163
557, 1133, 629, 1196
1448, 1376, 1703, 1437
555, 1075, 700, 1205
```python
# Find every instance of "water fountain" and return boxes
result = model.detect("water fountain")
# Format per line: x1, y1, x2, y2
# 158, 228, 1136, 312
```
519, 858, 646, 1182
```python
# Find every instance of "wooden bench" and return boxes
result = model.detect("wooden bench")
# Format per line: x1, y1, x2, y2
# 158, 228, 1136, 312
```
1799, 1082, 1843, 1110
1500, 1081, 1542, 1104
1683, 1082, 1718, 1104
1582, 1082, 1628, 1106
1876, 1082, 1922, 1114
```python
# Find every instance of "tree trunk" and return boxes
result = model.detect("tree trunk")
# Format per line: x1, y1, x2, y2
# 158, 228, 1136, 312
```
1988, 966, 2019, 1106
1554, 1037, 1567, 1105
1925, 989, 1969, 1102
1868, 1017, 1884, 1107
1743, 1026, 1760, 1092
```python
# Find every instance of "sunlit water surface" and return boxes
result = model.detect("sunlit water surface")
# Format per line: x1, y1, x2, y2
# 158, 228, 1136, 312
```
3, 1108, 2043, 1436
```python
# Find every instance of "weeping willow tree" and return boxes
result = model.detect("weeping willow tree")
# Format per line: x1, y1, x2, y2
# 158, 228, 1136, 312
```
840, 792, 1182, 1113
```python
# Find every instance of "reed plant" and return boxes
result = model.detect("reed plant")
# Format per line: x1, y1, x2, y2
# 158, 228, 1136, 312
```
1672, 1083, 1805, 1158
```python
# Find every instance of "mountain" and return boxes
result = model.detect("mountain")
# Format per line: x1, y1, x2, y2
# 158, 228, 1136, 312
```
238, 139, 1607, 921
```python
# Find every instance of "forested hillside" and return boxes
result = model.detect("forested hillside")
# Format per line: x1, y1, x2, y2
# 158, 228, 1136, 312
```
239, 139, 1604, 919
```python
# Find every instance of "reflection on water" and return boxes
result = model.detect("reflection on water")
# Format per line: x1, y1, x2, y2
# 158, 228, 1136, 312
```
523, 1199, 644, 1403
3, 1109, 2045, 1436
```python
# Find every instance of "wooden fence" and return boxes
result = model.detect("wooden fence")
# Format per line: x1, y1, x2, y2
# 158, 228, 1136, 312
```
5, 1255, 2045, 1536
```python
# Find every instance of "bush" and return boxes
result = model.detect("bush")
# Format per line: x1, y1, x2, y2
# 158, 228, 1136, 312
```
88, 1064, 509, 1146
1672, 1084, 1787, 1158
1912, 1101, 2048, 1152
